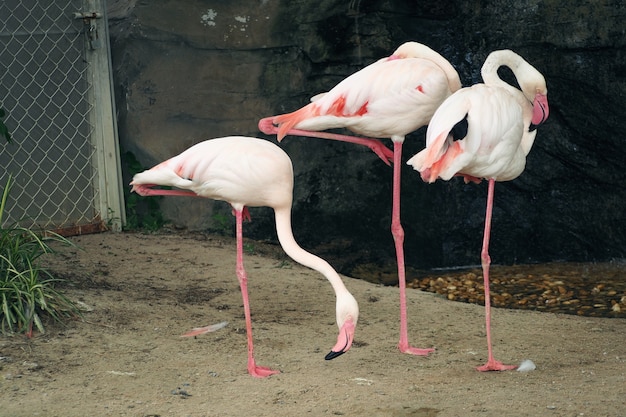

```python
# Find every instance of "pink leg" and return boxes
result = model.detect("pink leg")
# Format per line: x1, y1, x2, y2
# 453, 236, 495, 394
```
133, 186, 277, 377
234, 209, 280, 378
258, 117, 393, 165
393, 141, 434, 356
476, 179, 516, 372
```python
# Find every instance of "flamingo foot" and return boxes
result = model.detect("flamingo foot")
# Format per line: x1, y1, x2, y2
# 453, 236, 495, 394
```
476, 359, 517, 372
325, 319, 355, 360
398, 342, 435, 356
248, 362, 281, 378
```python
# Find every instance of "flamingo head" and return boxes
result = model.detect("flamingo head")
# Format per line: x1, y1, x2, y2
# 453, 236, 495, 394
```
518, 65, 549, 127
325, 292, 359, 360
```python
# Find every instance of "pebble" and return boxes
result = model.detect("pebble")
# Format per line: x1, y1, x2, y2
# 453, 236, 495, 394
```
404, 263, 626, 318
171, 387, 192, 398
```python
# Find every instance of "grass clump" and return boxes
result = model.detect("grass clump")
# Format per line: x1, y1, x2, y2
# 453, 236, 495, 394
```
0, 175, 80, 336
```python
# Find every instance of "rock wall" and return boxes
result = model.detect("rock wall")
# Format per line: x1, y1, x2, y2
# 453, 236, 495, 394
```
107, 0, 626, 273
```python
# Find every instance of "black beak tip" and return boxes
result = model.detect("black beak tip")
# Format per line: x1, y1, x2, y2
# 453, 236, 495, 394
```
325, 350, 346, 361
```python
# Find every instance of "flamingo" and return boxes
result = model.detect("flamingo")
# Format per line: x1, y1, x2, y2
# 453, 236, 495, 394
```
130, 136, 359, 378
258, 42, 461, 356
407, 50, 549, 371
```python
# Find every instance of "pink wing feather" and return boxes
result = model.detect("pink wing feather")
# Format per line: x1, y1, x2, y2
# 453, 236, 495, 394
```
274, 57, 455, 140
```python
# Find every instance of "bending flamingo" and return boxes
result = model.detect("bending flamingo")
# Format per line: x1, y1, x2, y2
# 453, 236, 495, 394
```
407, 50, 549, 371
259, 42, 461, 355
130, 136, 359, 378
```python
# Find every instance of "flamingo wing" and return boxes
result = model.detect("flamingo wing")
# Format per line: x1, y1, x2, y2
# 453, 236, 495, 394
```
275, 58, 455, 140
131, 137, 294, 209
407, 85, 527, 182
406, 88, 473, 182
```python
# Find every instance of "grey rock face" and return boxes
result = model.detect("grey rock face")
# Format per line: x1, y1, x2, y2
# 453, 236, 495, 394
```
108, 0, 626, 273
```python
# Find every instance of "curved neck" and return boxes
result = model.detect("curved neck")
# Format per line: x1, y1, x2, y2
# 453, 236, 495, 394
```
392, 42, 461, 93
481, 50, 524, 93
429, 53, 462, 93
482, 50, 541, 156
481, 50, 545, 104
414, 47, 462, 93
272, 207, 350, 296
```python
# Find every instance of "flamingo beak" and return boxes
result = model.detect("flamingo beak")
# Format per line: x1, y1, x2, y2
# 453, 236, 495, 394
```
531, 93, 549, 126
324, 318, 355, 360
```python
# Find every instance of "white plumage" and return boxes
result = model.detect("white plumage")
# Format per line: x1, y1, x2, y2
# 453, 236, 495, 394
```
408, 50, 549, 371
259, 42, 461, 356
131, 136, 359, 377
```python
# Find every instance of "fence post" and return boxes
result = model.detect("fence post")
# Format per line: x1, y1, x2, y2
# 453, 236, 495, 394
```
83, 0, 125, 231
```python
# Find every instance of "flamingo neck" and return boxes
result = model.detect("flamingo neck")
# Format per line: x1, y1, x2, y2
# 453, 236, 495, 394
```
419, 50, 461, 93
272, 207, 351, 298
481, 50, 524, 93
392, 42, 461, 93
482, 51, 547, 157
432, 57, 462, 93
481, 50, 547, 104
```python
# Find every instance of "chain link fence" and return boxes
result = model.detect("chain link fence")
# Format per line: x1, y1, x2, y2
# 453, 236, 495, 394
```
0, 0, 124, 234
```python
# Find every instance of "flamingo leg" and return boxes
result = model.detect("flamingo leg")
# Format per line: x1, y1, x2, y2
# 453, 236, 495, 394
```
258, 118, 394, 165
393, 141, 434, 356
234, 209, 280, 378
476, 179, 516, 372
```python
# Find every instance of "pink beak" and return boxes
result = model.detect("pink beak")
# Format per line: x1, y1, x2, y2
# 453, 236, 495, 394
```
532, 93, 549, 126
325, 318, 355, 360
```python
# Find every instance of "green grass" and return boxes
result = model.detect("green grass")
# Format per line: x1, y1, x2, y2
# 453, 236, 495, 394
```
0, 175, 80, 336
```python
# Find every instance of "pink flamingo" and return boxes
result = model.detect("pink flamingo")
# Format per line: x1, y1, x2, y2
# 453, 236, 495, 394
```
407, 50, 549, 371
130, 136, 359, 378
259, 42, 461, 356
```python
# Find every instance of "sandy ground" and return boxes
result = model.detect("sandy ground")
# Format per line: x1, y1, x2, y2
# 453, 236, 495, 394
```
1, 231, 624, 417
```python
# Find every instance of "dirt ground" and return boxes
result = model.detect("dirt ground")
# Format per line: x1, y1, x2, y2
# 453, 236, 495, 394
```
1, 231, 624, 417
